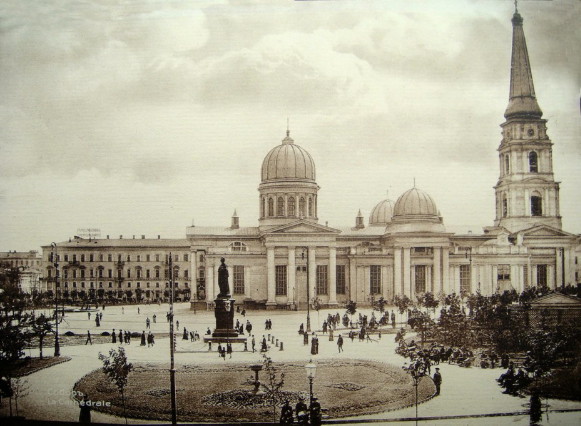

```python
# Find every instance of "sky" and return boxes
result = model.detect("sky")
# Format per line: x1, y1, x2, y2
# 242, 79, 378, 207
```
0, 0, 579, 252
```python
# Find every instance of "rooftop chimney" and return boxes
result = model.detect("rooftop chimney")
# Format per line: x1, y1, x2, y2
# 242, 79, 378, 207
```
355, 210, 365, 229
231, 209, 239, 229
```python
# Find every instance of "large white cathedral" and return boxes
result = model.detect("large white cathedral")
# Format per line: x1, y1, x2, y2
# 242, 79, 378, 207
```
185, 9, 578, 310
42, 10, 579, 310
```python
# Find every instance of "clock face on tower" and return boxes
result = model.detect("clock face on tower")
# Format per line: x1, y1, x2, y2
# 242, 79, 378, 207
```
528, 128, 534, 136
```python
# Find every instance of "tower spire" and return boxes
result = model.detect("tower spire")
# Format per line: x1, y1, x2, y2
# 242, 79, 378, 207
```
504, 6, 543, 120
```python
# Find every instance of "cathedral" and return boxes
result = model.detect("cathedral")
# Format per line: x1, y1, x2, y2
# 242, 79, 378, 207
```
42, 9, 579, 310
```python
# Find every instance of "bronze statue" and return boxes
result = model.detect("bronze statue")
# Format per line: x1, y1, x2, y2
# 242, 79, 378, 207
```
218, 257, 230, 298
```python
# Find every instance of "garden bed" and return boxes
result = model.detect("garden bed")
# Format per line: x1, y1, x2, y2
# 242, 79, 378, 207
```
73, 359, 435, 423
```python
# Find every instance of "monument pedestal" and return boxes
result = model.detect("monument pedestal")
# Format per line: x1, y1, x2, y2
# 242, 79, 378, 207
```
212, 297, 239, 338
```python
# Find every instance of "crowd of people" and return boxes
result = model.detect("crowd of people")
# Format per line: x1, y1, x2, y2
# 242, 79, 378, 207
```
279, 397, 322, 425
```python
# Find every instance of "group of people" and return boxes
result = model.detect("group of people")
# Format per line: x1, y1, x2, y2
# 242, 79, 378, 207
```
264, 318, 273, 330
280, 397, 322, 425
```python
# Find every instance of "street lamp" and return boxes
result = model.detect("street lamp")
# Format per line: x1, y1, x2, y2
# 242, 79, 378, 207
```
302, 248, 311, 333
50, 243, 60, 357
168, 253, 177, 425
305, 359, 317, 407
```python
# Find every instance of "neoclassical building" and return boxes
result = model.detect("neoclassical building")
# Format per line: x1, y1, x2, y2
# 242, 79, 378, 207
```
42, 9, 579, 309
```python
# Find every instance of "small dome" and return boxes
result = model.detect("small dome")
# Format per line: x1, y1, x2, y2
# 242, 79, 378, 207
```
393, 187, 439, 218
261, 132, 316, 182
369, 199, 394, 225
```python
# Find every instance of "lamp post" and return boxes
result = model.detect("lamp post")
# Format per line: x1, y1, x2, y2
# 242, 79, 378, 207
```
305, 359, 317, 407
302, 248, 311, 333
464, 247, 473, 294
50, 243, 60, 357
168, 253, 177, 425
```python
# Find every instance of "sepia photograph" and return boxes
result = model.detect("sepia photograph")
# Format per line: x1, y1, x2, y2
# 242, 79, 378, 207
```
0, 0, 580, 424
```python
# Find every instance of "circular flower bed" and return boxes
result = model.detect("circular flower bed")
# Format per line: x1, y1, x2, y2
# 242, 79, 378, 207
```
73, 359, 435, 423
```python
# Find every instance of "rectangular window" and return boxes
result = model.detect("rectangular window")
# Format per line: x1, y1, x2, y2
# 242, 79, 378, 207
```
64, 270, 68, 279
497, 264, 510, 280
175, 254, 179, 262
184, 254, 188, 262
460, 265, 471, 294
523, 265, 529, 287
537, 264, 547, 287
233, 265, 245, 295
80, 269, 85, 278
146, 269, 150, 278
72, 270, 77, 278
137, 255, 141, 262
137, 269, 141, 279
147, 254, 151, 262
98, 269, 103, 278
336, 265, 346, 295
316, 265, 328, 295
108, 282, 112, 288
64, 254, 69, 262
107, 254, 112, 262
155, 269, 160, 278
108, 269, 112, 278
370, 265, 381, 295
184, 270, 188, 278
126, 255, 131, 262
89, 254, 94, 262
80, 254, 85, 262
72, 254, 77, 262
127, 269, 131, 278
155, 254, 160, 262
275, 265, 287, 296
415, 265, 427, 293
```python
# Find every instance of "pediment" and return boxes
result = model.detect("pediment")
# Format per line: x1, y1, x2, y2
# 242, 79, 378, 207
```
518, 225, 575, 238
263, 220, 340, 235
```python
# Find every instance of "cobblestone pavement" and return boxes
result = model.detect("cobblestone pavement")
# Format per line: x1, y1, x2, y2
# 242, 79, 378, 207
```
2, 302, 580, 424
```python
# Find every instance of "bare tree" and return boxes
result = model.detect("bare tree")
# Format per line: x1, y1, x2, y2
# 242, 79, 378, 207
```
260, 354, 285, 423
98, 347, 133, 424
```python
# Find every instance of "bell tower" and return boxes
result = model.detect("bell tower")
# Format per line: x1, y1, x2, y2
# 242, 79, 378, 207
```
494, 7, 561, 232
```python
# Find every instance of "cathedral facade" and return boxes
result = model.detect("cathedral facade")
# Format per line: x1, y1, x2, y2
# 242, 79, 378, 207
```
41, 10, 579, 309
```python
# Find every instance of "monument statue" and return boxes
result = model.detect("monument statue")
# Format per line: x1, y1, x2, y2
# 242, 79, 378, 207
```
217, 257, 230, 298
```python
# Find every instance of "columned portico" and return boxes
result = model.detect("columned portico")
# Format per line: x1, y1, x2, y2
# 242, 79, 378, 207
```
206, 263, 214, 302
403, 247, 411, 297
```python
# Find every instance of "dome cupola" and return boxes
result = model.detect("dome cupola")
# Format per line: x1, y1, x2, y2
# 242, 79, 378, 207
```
388, 187, 445, 233
369, 199, 395, 226
258, 130, 319, 228
261, 131, 316, 182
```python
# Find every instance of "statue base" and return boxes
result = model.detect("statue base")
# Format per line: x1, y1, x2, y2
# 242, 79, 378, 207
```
212, 298, 239, 338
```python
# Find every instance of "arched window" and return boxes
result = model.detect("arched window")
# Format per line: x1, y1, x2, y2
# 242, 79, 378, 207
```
308, 197, 313, 217
261, 197, 265, 218
505, 154, 510, 174
299, 197, 305, 218
229, 241, 247, 252
288, 197, 296, 217
277, 197, 284, 216
268, 198, 274, 217
502, 194, 508, 218
531, 192, 542, 216
529, 151, 538, 173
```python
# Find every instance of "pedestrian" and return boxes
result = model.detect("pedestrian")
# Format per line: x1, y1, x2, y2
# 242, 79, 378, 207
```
140, 331, 146, 346
85, 330, 92, 345
88, 312, 91, 320
246, 320, 252, 335
176, 320, 179, 330
337, 334, 344, 353
241, 308, 246, 317
153, 314, 157, 323
261, 335, 267, 352
311, 333, 317, 355
227, 343, 232, 358
79, 394, 91, 423
118, 329, 123, 344
310, 397, 322, 426
218, 343, 223, 357
280, 400, 294, 424
329, 328, 334, 341
252, 335, 256, 352
298, 323, 304, 335
99, 312, 103, 321
122, 307, 124, 314
303, 331, 309, 346
433, 367, 442, 395
190, 331, 195, 342
295, 398, 308, 425
138, 307, 140, 314
146, 318, 150, 329
112, 329, 116, 344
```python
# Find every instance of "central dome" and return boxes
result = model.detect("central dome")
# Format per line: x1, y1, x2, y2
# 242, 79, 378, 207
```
261, 132, 316, 182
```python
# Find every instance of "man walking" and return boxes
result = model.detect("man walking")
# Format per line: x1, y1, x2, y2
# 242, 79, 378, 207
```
433, 367, 442, 395
85, 330, 92, 345
337, 334, 344, 353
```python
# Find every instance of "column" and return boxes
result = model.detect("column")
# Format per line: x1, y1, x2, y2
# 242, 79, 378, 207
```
565, 247, 574, 286
442, 248, 449, 294
492, 265, 498, 292
544, 188, 550, 215
381, 266, 388, 300
214, 263, 219, 299
227, 265, 233, 295
288, 247, 296, 306
206, 263, 214, 301
511, 264, 520, 292
548, 265, 555, 289
328, 246, 337, 305
308, 247, 316, 301
403, 247, 411, 297
190, 249, 197, 302
555, 248, 563, 288
394, 247, 402, 295
524, 189, 530, 215
349, 255, 357, 301
426, 266, 432, 293
267, 247, 276, 305
433, 247, 441, 294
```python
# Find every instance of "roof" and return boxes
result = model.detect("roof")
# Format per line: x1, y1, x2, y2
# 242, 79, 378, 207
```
187, 226, 261, 237
529, 293, 581, 308
335, 226, 386, 237
261, 131, 316, 182
393, 187, 439, 218
45, 238, 190, 249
